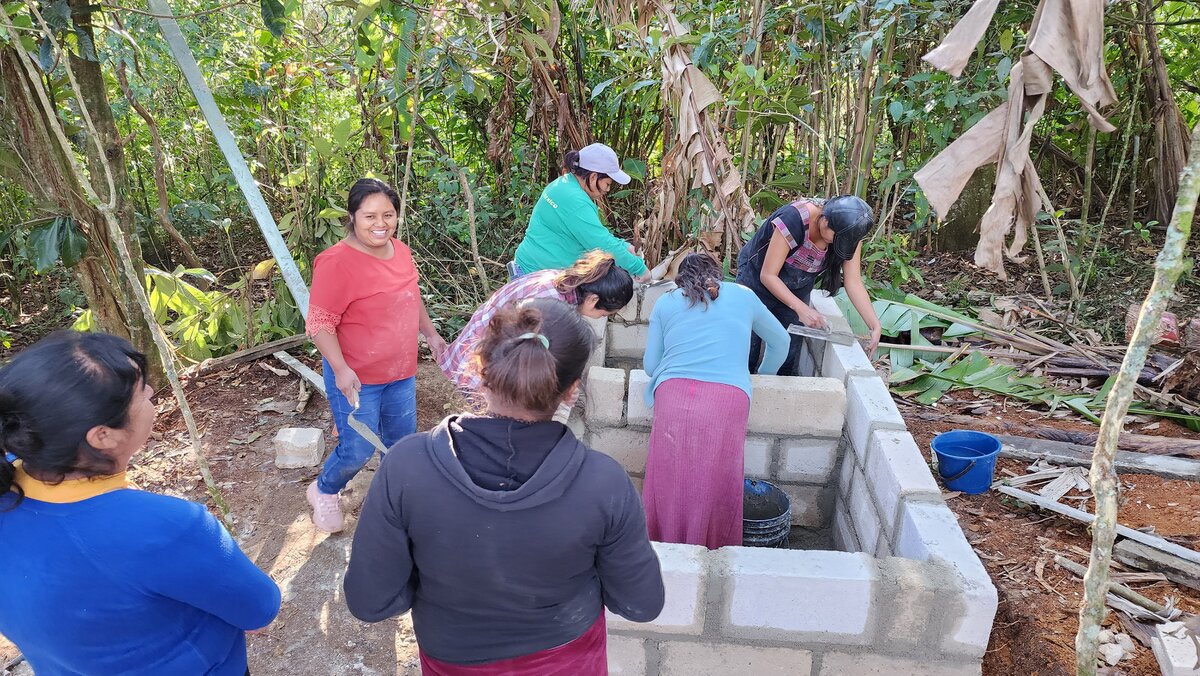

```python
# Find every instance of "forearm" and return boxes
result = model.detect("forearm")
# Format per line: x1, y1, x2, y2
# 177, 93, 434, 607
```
313, 331, 350, 371
843, 274, 879, 331
418, 299, 439, 340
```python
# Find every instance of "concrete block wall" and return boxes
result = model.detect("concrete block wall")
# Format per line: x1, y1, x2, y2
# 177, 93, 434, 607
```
578, 285, 996, 675
582, 365, 845, 528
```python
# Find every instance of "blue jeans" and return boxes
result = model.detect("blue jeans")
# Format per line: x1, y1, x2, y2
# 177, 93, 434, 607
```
316, 359, 416, 494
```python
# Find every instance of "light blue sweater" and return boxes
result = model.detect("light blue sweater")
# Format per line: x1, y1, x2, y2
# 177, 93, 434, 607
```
643, 282, 790, 407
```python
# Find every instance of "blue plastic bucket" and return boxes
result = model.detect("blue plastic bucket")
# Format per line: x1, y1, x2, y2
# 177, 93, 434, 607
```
931, 430, 1002, 494
743, 479, 792, 548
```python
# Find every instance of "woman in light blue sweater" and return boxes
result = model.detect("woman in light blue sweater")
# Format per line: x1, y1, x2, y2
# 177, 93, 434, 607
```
641, 253, 790, 548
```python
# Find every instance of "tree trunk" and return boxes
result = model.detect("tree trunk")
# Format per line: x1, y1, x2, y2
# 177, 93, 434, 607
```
1076, 120, 1200, 676
0, 20, 162, 379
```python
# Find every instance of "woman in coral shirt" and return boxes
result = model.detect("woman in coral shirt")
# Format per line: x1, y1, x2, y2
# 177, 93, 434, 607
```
304, 178, 447, 533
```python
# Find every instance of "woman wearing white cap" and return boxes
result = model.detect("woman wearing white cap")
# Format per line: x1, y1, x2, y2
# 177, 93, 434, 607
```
513, 143, 651, 281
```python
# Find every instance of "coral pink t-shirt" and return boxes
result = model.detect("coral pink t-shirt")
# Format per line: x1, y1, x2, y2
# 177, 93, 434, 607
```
306, 239, 421, 384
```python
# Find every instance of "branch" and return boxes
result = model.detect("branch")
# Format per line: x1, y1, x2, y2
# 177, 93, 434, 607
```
97, 1, 249, 19
6, 3, 233, 524
1076, 119, 1200, 676
419, 120, 491, 294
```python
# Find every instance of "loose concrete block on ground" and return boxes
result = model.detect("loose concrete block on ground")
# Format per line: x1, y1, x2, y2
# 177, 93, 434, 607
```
626, 369, 653, 428
659, 641, 813, 676
585, 366, 627, 428
587, 427, 651, 475
609, 542, 706, 635
639, 282, 677, 321
608, 322, 650, 359
845, 374, 906, 456
1151, 623, 1200, 676
778, 437, 840, 483
818, 653, 981, 676
864, 429, 942, 535
605, 635, 647, 674
746, 375, 844, 437
743, 436, 774, 478
273, 427, 325, 468
723, 548, 877, 643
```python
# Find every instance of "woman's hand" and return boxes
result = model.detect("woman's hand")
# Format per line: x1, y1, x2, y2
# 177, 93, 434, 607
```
795, 304, 829, 330
334, 366, 362, 408
866, 324, 882, 359
425, 331, 448, 363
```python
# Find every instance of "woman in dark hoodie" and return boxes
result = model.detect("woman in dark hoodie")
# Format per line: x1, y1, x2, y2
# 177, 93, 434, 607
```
344, 297, 664, 674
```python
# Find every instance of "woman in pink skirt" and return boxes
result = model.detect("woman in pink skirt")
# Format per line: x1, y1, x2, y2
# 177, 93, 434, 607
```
641, 253, 791, 549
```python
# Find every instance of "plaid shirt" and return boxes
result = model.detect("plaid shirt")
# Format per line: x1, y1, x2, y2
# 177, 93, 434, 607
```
773, 199, 827, 273
438, 269, 573, 398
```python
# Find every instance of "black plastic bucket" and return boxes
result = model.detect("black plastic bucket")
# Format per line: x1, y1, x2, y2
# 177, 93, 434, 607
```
743, 478, 792, 548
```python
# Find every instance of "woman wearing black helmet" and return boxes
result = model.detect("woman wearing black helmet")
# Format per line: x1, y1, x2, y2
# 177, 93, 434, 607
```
735, 195, 883, 375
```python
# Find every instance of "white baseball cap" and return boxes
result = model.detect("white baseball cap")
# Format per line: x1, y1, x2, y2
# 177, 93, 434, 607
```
577, 143, 631, 185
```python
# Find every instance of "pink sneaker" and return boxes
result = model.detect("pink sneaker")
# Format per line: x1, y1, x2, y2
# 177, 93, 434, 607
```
306, 481, 344, 533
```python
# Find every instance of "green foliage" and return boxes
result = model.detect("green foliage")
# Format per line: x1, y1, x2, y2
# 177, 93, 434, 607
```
863, 232, 923, 290
24, 217, 87, 272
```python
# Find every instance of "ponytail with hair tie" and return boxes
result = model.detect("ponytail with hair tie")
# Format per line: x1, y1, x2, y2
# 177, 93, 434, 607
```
515, 333, 550, 349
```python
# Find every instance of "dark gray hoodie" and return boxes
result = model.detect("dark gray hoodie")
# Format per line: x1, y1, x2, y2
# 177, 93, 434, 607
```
343, 415, 664, 665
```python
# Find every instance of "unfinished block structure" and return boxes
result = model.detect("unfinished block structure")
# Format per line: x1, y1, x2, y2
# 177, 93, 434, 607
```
574, 285, 997, 676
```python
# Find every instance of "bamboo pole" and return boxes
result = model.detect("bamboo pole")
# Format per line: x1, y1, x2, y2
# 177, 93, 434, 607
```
149, 0, 310, 316
1075, 120, 1200, 676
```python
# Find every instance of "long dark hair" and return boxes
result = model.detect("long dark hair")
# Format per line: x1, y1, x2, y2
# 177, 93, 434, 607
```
555, 250, 634, 312
676, 252, 722, 309
819, 195, 874, 294
476, 298, 596, 414
0, 331, 148, 507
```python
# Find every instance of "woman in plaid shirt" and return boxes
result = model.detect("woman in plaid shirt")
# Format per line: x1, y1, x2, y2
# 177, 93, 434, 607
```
439, 251, 633, 412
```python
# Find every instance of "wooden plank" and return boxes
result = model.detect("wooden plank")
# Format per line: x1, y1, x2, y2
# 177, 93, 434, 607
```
1114, 540, 1200, 593
192, 334, 307, 374
273, 351, 325, 396
1053, 555, 1172, 615
996, 434, 1200, 482
995, 485, 1200, 567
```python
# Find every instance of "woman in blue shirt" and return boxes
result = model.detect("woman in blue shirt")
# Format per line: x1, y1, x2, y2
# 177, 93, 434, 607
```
0, 331, 280, 675
641, 253, 790, 549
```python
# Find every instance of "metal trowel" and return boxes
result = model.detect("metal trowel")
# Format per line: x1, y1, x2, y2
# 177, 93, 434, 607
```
786, 323, 857, 346
347, 396, 389, 454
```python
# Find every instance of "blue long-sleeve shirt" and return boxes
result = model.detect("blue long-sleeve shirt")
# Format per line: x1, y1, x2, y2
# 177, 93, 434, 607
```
643, 282, 791, 407
0, 465, 281, 676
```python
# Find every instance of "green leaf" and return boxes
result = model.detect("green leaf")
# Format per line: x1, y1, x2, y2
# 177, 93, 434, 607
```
260, 0, 286, 38
353, 0, 381, 26
591, 77, 616, 100
38, 38, 55, 72
58, 217, 87, 267
999, 28, 1013, 53
621, 158, 647, 181
332, 118, 355, 146
318, 206, 348, 220
888, 100, 904, 120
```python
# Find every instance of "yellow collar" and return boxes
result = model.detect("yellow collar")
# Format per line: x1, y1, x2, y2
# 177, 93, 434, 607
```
12, 461, 131, 503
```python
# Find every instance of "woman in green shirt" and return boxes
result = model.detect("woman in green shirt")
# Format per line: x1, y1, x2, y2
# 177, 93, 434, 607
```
513, 143, 651, 281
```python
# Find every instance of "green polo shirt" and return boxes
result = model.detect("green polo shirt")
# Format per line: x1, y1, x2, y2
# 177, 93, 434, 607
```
514, 174, 648, 276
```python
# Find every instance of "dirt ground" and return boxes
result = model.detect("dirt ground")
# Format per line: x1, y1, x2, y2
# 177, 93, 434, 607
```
906, 395, 1200, 676
1, 348, 1197, 675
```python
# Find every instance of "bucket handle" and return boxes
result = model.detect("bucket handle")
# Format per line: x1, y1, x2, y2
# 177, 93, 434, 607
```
939, 460, 977, 483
